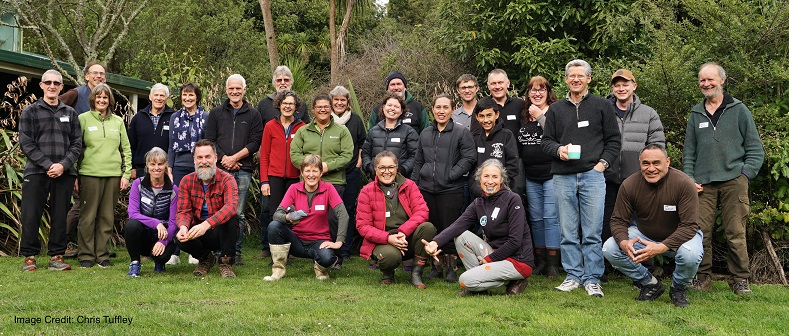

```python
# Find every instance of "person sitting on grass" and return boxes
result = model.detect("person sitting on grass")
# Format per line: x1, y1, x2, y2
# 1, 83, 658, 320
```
175, 139, 239, 278
356, 151, 436, 288
264, 154, 348, 281
423, 159, 534, 295
125, 147, 179, 277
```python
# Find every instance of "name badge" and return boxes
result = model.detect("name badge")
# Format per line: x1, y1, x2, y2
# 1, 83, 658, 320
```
163, 125, 170, 130
477, 147, 485, 153
578, 120, 589, 128
59, 116, 69, 122
491, 207, 500, 220
699, 122, 709, 129
664, 205, 677, 212
141, 197, 153, 205
391, 138, 401, 143
291, 134, 296, 138
404, 118, 412, 123
88, 126, 98, 132
507, 114, 517, 120
385, 211, 391, 218
315, 204, 325, 211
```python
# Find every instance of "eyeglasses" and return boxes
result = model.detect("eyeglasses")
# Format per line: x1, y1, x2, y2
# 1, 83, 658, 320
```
280, 102, 296, 106
459, 85, 477, 90
42, 80, 62, 86
376, 166, 397, 172
529, 88, 547, 94
88, 71, 105, 76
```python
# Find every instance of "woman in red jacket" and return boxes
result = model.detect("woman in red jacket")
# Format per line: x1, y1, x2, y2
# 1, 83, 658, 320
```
357, 151, 436, 288
259, 90, 306, 256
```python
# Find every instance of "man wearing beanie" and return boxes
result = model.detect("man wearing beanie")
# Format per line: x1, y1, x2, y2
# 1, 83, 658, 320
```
368, 71, 430, 133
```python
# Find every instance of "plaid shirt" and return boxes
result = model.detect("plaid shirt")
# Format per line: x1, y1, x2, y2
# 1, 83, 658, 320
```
176, 168, 238, 228
18, 99, 82, 177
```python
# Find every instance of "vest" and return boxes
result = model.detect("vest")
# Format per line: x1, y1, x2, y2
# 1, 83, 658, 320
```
75, 85, 92, 114
138, 176, 175, 224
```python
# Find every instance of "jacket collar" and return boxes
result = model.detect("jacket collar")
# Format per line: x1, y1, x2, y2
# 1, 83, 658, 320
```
140, 174, 173, 190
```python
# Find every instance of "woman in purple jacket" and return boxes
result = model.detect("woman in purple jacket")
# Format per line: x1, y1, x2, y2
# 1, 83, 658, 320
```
125, 147, 178, 277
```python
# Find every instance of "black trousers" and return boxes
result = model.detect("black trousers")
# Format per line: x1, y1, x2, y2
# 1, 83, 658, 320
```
124, 219, 177, 263
422, 190, 465, 254
329, 184, 345, 242
178, 216, 239, 262
20, 173, 76, 257
340, 167, 362, 258
260, 176, 299, 250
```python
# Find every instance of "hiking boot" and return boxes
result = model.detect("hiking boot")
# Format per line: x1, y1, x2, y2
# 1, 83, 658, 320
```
411, 257, 428, 289
97, 259, 112, 268
22, 257, 37, 271
193, 255, 216, 276
585, 283, 604, 297
48, 255, 71, 271
669, 286, 690, 307
64, 242, 78, 258
555, 279, 581, 292
218, 256, 236, 278
80, 260, 93, 268
635, 281, 666, 301
505, 279, 529, 295
445, 254, 458, 283
166, 255, 180, 265
234, 253, 244, 266
128, 261, 141, 277
730, 279, 752, 295
154, 262, 166, 273
381, 269, 395, 284
689, 275, 712, 291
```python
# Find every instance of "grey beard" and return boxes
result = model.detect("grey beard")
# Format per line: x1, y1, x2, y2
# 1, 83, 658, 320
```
195, 164, 216, 181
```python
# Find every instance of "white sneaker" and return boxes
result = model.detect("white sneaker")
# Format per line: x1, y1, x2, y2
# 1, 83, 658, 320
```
585, 283, 604, 297
555, 279, 581, 292
166, 255, 180, 265
188, 254, 199, 265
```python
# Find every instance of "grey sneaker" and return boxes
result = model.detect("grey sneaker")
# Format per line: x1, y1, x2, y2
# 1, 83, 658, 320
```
730, 279, 752, 295
585, 283, 604, 297
47, 255, 72, 271
555, 279, 582, 292
22, 257, 37, 271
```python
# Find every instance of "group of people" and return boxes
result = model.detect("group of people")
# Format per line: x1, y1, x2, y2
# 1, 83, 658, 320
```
19, 59, 764, 307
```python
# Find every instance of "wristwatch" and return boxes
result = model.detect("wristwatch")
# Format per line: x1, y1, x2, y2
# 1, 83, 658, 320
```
599, 159, 609, 169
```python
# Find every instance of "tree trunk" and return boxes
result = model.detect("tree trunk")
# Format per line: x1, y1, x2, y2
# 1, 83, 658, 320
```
259, 0, 278, 73
338, 0, 355, 70
329, 0, 338, 85
761, 229, 787, 285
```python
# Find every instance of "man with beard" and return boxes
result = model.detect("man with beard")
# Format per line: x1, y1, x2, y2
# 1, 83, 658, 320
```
176, 139, 239, 278
367, 71, 429, 133
684, 62, 764, 294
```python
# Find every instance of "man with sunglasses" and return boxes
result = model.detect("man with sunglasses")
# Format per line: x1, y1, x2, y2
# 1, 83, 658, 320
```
20, 70, 82, 271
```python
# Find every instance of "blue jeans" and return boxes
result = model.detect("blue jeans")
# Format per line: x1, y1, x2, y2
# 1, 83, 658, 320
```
603, 226, 703, 288
525, 178, 559, 248
231, 170, 252, 254
268, 221, 338, 268
553, 169, 606, 285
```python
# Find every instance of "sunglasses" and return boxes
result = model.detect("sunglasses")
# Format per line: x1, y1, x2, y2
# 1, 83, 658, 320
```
42, 80, 63, 86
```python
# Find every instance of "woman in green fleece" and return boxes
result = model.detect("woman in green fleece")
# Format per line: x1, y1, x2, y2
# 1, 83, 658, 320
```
77, 83, 132, 268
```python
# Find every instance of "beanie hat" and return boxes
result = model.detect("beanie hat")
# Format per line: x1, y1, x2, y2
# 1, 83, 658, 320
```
385, 71, 408, 90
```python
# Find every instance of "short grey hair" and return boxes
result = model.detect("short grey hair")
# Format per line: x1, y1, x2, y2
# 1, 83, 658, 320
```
487, 68, 509, 81
329, 85, 350, 99
150, 83, 170, 97
565, 59, 592, 77
272, 66, 293, 85
699, 62, 727, 82
226, 74, 247, 88
41, 69, 63, 83
473, 159, 509, 190
144, 146, 168, 165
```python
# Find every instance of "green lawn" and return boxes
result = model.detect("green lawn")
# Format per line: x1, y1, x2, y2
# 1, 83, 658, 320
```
2, 245, 787, 335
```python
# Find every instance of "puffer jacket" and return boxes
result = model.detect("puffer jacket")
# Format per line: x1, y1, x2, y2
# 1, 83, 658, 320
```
361, 120, 419, 177
605, 93, 665, 183
411, 119, 477, 194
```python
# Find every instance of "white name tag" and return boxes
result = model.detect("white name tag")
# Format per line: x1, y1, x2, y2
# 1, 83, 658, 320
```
507, 114, 516, 120
291, 134, 296, 138
578, 120, 589, 128
88, 126, 98, 132
59, 116, 69, 122
491, 207, 500, 220
664, 205, 677, 212
163, 125, 169, 130
477, 147, 485, 153
404, 118, 412, 123
391, 137, 401, 143
141, 196, 153, 205
315, 204, 325, 211
385, 211, 391, 218
699, 122, 709, 128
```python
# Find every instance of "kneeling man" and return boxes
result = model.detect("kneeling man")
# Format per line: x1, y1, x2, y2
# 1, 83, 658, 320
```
602, 144, 702, 307
176, 139, 240, 278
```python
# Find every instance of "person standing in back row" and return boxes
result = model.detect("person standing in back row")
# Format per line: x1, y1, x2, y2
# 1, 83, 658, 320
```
368, 71, 430, 133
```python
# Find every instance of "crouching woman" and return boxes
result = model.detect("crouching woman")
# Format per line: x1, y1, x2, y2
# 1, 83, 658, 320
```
423, 159, 534, 295
264, 154, 348, 280
357, 151, 436, 288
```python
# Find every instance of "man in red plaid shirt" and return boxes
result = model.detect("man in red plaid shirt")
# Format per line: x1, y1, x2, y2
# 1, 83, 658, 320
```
176, 139, 239, 278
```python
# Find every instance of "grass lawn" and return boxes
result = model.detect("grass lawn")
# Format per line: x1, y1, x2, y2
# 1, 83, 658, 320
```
2, 244, 787, 335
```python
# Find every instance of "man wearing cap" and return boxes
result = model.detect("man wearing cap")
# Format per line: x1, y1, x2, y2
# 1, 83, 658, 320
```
367, 71, 430, 133
602, 69, 665, 279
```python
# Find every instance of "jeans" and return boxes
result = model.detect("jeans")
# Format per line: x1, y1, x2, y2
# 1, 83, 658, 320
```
268, 220, 337, 268
603, 226, 703, 288
230, 170, 252, 254
553, 169, 606, 285
525, 178, 559, 248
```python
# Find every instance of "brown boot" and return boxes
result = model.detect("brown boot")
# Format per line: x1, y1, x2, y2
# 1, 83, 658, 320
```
193, 254, 216, 276
505, 279, 529, 295
264, 243, 290, 281
218, 256, 236, 278
314, 261, 329, 280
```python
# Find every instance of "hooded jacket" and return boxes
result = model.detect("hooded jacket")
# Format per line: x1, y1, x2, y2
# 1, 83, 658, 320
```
605, 93, 665, 183
362, 120, 419, 177
472, 121, 519, 183
411, 119, 477, 194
